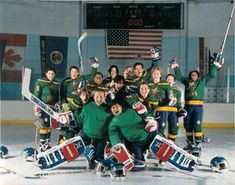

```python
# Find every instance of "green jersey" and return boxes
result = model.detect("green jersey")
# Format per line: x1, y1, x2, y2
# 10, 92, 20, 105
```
125, 60, 159, 86
174, 65, 218, 103
76, 102, 112, 139
171, 86, 182, 109
125, 92, 159, 117
60, 68, 97, 103
34, 77, 59, 106
108, 109, 148, 146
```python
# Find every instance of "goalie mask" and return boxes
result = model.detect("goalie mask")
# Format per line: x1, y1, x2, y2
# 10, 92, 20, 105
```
210, 156, 229, 173
110, 162, 127, 180
0, 145, 8, 159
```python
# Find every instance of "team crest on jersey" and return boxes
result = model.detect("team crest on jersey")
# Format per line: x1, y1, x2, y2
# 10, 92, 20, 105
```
50, 51, 63, 64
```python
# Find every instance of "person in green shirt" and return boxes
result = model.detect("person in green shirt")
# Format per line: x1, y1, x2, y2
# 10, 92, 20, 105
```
76, 89, 112, 169
108, 101, 158, 169
59, 60, 98, 143
169, 55, 224, 156
34, 66, 59, 152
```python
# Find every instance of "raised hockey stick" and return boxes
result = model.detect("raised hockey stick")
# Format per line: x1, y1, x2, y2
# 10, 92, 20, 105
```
77, 32, 88, 75
22, 68, 74, 127
220, 1, 235, 54
22, 68, 60, 120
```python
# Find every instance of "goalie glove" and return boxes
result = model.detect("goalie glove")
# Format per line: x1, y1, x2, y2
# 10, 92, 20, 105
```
144, 117, 158, 132
34, 106, 42, 117
150, 47, 161, 61
178, 108, 187, 118
132, 101, 147, 115
89, 56, 100, 68
169, 58, 179, 69
213, 53, 224, 68
168, 96, 177, 106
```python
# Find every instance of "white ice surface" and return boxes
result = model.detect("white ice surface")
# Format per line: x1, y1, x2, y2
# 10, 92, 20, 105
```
0, 124, 234, 185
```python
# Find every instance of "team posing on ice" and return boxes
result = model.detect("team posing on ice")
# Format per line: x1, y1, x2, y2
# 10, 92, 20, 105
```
33, 47, 224, 170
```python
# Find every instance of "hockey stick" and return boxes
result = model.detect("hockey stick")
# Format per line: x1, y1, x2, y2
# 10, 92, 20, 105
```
219, 1, 235, 55
77, 32, 88, 75
22, 68, 74, 127
22, 68, 60, 120
25, 169, 93, 179
0, 166, 16, 175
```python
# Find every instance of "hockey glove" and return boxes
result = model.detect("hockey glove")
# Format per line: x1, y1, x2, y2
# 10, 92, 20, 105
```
89, 56, 100, 68
125, 85, 138, 93
132, 101, 147, 115
213, 53, 224, 68
53, 102, 62, 112
144, 117, 158, 132
178, 108, 187, 118
34, 106, 42, 117
169, 58, 179, 69
150, 47, 161, 61
105, 89, 115, 103
168, 96, 177, 106
85, 145, 95, 162
57, 111, 75, 127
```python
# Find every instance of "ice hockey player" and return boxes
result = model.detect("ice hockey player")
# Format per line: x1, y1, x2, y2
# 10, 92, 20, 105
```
75, 89, 113, 169
108, 101, 158, 169
125, 81, 159, 118
34, 66, 60, 152
59, 58, 99, 143
103, 65, 123, 88
169, 54, 224, 157
148, 67, 177, 137
125, 47, 160, 87
166, 73, 187, 141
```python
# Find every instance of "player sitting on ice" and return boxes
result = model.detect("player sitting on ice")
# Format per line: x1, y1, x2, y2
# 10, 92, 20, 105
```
108, 100, 158, 170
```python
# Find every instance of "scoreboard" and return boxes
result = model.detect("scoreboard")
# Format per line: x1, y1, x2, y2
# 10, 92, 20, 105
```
85, 3, 184, 29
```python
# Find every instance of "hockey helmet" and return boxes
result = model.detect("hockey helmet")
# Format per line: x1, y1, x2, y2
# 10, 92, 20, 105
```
0, 145, 8, 159
210, 156, 229, 173
22, 147, 37, 162
110, 162, 127, 180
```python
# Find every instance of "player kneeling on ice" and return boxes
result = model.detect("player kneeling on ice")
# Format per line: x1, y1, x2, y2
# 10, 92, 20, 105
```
75, 89, 113, 169
108, 101, 158, 170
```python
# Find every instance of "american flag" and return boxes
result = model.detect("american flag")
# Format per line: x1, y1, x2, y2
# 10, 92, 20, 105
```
106, 29, 162, 60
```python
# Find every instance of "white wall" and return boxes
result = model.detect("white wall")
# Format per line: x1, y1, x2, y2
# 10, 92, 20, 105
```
0, 101, 234, 125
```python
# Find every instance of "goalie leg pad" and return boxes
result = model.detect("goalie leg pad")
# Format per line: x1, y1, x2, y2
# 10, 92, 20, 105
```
111, 143, 134, 170
155, 143, 175, 162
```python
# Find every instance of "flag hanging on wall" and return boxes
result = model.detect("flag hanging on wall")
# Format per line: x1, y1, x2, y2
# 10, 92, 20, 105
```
106, 29, 162, 60
0, 34, 27, 82
40, 36, 68, 78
